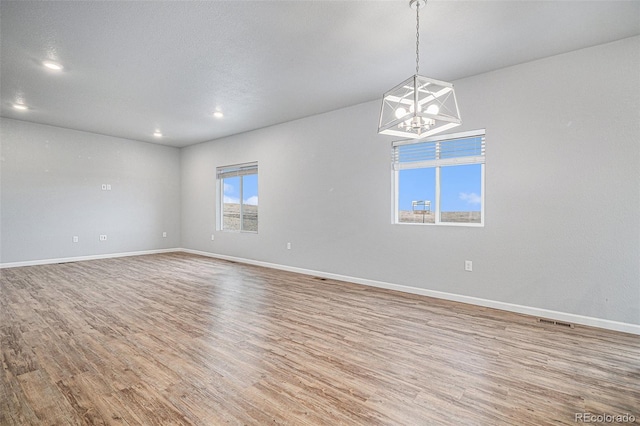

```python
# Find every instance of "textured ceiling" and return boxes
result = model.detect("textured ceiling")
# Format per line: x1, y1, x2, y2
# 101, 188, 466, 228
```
1, 1, 639, 147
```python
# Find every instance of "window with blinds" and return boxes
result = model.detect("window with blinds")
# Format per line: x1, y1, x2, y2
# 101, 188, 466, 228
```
392, 130, 485, 226
217, 162, 258, 232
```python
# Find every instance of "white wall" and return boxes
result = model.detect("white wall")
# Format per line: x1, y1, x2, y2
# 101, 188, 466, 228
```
181, 36, 640, 327
0, 119, 181, 263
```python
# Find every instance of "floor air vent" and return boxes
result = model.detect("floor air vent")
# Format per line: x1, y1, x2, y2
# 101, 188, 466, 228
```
538, 318, 574, 328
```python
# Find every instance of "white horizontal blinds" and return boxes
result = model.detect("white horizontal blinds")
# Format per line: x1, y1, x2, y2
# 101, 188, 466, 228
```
392, 130, 485, 170
217, 162, 258, 179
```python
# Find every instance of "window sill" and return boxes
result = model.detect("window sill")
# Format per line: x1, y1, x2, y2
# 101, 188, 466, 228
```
394, 222, 484, 228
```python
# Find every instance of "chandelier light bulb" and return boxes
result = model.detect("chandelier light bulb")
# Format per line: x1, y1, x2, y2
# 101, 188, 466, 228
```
395, 107, 407, 119
426, 104, 440, 115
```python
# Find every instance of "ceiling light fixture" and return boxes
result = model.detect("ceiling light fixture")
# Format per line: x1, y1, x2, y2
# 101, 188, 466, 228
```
42, 60, 64, 71
378, 0, 461, 139
153, 131, 163, 137
13, 103, 28, 111
213, 111, 224, 119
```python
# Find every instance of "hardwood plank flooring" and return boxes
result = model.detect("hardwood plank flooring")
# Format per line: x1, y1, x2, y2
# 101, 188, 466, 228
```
1, 252, 638, 425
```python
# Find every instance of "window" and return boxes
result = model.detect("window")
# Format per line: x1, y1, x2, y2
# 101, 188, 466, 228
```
393, 129, 485, 226
217, 162, 258, 232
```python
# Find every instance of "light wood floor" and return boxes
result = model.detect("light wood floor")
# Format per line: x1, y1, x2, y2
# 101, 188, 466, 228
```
1, 253, 638, 425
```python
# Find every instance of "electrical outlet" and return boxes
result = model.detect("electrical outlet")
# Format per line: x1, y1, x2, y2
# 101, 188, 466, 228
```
162, 232, 167, 238
287, 242, 291, 250
72, 236, 79, 243
99, 235, 107, 241
465, 260, 473, 272
106, 184, 111, 191
211, 234, 215, 241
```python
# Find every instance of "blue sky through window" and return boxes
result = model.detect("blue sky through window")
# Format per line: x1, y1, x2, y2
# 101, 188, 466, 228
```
441, 164, 481, 213
223, 174, 258, 206
242, 174, 258, 206
398, 164, 481, 212
399, 168, 435, 211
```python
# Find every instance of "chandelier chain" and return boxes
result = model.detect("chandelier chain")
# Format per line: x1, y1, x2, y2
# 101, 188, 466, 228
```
415, 3, 420, 74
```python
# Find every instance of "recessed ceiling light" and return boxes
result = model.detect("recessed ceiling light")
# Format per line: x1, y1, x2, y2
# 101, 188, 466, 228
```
153, 131, 163, 137
13, 103, 28, 111
213, 111, 224, 119
42, 60, 64, 71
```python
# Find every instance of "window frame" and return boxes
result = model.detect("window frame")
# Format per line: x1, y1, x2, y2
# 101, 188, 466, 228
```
392, 129, 485, 227
216, 161, 258, 233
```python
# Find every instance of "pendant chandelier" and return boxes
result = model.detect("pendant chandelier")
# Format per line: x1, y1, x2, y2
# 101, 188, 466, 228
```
378, 0, 461, 139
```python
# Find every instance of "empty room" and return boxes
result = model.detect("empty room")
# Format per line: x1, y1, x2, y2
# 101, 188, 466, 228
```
1, 1, 639, 425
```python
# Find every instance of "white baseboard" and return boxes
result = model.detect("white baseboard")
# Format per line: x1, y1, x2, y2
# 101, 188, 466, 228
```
0, 248, 180, 269
181, 248, 640, 336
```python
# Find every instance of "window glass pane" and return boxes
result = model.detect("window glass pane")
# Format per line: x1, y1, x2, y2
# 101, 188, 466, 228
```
440, 164, 482, 223
398, 168, 436, 224
241, 173, 258, 232
222, 176, 241, 231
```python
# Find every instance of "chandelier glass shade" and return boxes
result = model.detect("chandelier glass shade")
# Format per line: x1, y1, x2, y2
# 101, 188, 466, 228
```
378, 0, 461, 139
